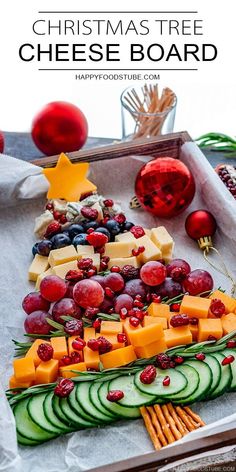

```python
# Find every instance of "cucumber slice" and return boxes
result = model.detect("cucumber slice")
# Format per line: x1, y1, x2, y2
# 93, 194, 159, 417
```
170, 365, 199, 403
68, 385, 101, 425
14, 398, 56, 443
28, 393, 63, 435
134, 368, 187, 398
52, 395, 79, 429
89, 381, 118, 419
60, 396, 95, 428
222, 349, 236, 391
76, 382, 113, 423
17, 431, 40, 446
43, 392, 74, 433
109, 375, 156, 408
98, 382, 140, 419
208, 352, 232, 399
203, 354, 221, 400
181, 360, 212, 404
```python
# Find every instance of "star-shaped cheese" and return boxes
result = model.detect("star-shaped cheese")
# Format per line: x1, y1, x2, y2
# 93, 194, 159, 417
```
43, 153, 97, 202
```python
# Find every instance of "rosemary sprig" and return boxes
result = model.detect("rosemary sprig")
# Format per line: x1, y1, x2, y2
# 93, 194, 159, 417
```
12, 339, 33, 357
7, 383, 56, 406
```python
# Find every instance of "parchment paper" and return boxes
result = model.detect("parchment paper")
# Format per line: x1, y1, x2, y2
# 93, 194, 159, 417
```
0, 143, 235, 472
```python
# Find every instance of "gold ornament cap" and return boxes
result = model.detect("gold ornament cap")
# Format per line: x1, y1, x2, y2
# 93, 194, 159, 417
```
197, 236, 213, 252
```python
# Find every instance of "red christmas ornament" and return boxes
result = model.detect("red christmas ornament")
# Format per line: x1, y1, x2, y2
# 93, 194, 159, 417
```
185, 210, 217, 251
135, 157, 195, 218
31, 101, 88, 156
0, 130, 4, 153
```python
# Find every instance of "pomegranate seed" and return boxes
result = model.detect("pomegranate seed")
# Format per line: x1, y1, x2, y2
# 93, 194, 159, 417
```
173, 355, 184, 364
105, 287, 115, 298
163, 376, 170, 386
65, 269, 83, 282
117, 333, 127, 343
70, 351, 81, 363
87, 338, 100, 351
227, 339, 236, 348
140, 365, 157, 384
84, 307, 99, 319
107, 390, 124, 402
87, 232, 108, 247
189, 317, 199, 325
81, 207, 98, 220
60, 214, 68, 224
108, 307, 114, 314
37, 343, 54, 361
135, 294, 143, 301
44, 221, 61, 238
46, 202, 54, 211
103, 199, 114, 208
132, 249, 140, 257
72, 337, 86, 351
134, 310, 146, 322
78, 258, 93, 270
64, 319, 83, 336
129, 316, 140, 327
130, 225, 145, 239
110, 266, 121, 273
170, 314, 189, 327
222, 355, 235, 365
93, 318, 101, 330
114, 213, 126, 225
59, 355, 72, 366
100, 261, 108, 271
96, 336, 112, 354
156, 353, 175, 369
195, 353, 205, 361
151, 294, 161, 303
86, 268, 97, 278
120, 307, 128, 319
54, 378, 74, 398
132, 246, 145, 255
53, 210, 61, 220
210, 299, 226, 317
170, 303, 181, 312
208, 335, 217, 341
87, 228, 95, 234
133, 299, 144, 308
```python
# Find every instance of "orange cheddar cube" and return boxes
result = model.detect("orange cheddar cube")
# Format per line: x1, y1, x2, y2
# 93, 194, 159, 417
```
143, 316, 167, 330
83, 347, 100, 370
123, 320, 163, 347
147, 303, 170, 318
35, 359, 58, 384
100, 345, 137, 369
221, 313, 236, 335
84, 327, 95, 343
25, 338, 47, 367
59, 362, 86, 378
100, 321, 123, 336
210, 290, 236, 314
13, 357, 36, 383
198, 318, 223, 342
134, 337, 167, 358
164, 326, 192, 348
180, 295, 211, 319
189, 324, 199, 341
50, 336, 68, 360
96, 333, 125, 350
9, 375, 33, 389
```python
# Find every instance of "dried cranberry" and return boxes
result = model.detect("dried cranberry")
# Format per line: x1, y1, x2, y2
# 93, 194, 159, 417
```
140, 365, 157, 384
117, 333, 127, 343
60, 214, 68, 224
65, 269, 84, 282
78, 258, 93, 270
72, 337, 86, 351
120, 265, 139, 281
87, 232, 108, 247
107, 390, 124, 402
156, 353, 175, 369
93, 318, 101, 330
53, 210, 61, 220
103, 199, 114, 207
44, 221, 61, 238
227, 339, 236, 348
46, 202, 54, 211
70, 351, 81, 363
81, 207, 98, 221
130, 225, 145, 239
170, 314, 189, 327
129, 316, 140, 327
221, 355, 235, 365
110, 266, 121, 273
87, 338, 100, 351
97, 336, 112, 354
114, 213, 126, 225
37, 343, 54, 361
195, 353, 205, 361
64, 319, 83, 336
163, 376, 170, 386
210, 299, 226, 317
84, 307, 99, 319
54, 378, 74, 397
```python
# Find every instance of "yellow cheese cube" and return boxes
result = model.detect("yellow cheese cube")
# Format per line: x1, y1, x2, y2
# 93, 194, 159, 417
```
209, 290, 236, 314
134, 337, 167, 358
100, 345, 137, 369
13, 357, 36, 383
83, 347, 100, 370
48, 245, 78, 267
150, 226, 174, 253
83, 327, 95, 343
104, 241, 136, 259
143, 316, 167, 330
25, 339, 48, 367
144, 228, 151, 238
147, 303, 170, 318
164, 326, 192, 348
35, 359, 58, 384
28, 255, 49, 282
108, 256, 140, 270
59, 362, 86, 378
180, 295, 211, 319
135, 235, 162, 263
50, 336, 68, 360
90, 253, 101, 271
52, 260, 78, 279
9, 375, 33, 389
221, 313, 236, 335
123, 319, 164, 347
115, 232, 135, 243
35, 267, 53, 290
100, 321, 123, 335
76, 245, 94, 256
198, 318, 223, 342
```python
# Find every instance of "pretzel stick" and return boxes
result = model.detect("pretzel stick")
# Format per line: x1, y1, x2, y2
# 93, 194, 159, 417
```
166, 403, 187, 436
146, 406, 168, 446
161, 405, 183, 441
153, 405, 176, 444
140, 406, 162, 450
183, 407, 206, 427
175, 406, 195, 432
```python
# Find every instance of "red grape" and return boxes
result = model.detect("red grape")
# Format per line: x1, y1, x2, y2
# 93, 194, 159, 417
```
64, 283, 74, 299
22, 292, 50, 315
114, 294, 134, 313
24, 310, 52, 334
99, 297, 114, 314
52, 298, 81, 324
104, 273, 125, 293
183, 269, 213, 296
90, 274, 106, 288
140, 261, 166, 286
123, 279, 148, 299
73, 279, 104, 308
166, 259, 191, 277
40, 275, 67, 302
155, 278, 182, 299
